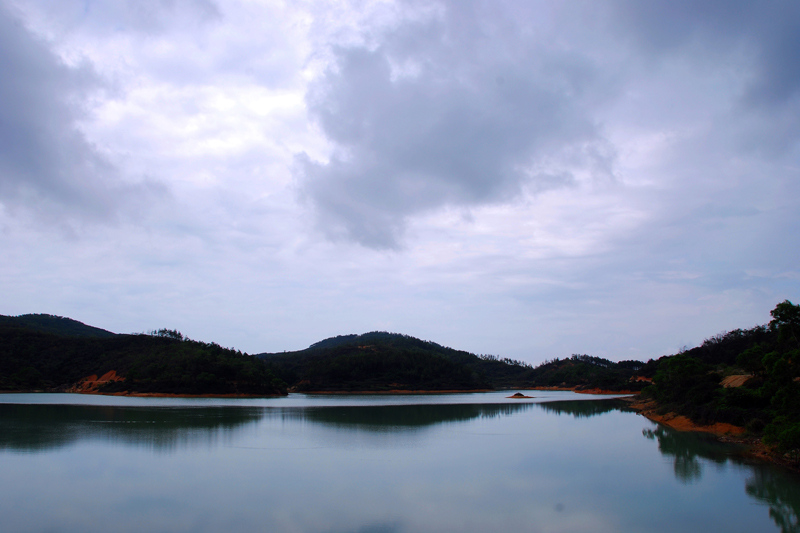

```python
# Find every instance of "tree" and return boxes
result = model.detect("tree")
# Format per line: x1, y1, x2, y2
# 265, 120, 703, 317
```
770, 300, 800, 346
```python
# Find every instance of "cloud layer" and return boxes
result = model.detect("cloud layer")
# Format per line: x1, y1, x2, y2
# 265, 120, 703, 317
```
0, 0, 798, 362
0, 3, 168, 227
298, 2, 616, 248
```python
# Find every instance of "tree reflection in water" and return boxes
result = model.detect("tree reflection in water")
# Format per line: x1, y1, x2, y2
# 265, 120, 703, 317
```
641, 425, 729, 483
644, 423, 800, 533
0, 403, 265, 452
746, 468, 800, 533
536, 398, 628, 418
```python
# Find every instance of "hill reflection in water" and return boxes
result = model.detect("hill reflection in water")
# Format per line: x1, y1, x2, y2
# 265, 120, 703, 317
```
536, 398, 629, 418
298, 402, 535, 430
1, 397, 798, 533
0, 401, 535, 451
0, 403, 265, 452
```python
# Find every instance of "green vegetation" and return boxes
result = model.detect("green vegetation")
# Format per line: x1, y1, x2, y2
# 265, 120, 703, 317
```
644, 300, 800, 457
257, 331, 647, 392
258, 332, 493, 391
8, 300, 799, 461
0, 315, 286, 396
0, 314, 116, 338
519, 354, 648, 391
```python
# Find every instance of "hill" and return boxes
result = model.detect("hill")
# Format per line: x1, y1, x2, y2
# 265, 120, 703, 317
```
641, 300, 800, 455
0, 317, 286, 396
257, 331, 647, 392
521, 354, 648, 392
0, 314, 116, 338
258, 332, 493, 391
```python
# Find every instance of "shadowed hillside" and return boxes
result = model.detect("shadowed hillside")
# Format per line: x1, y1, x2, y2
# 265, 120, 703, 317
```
0, 316, 286, 396
257, 331, 646, 392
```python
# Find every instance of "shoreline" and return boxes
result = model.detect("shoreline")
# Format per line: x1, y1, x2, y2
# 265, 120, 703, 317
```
298, 389, 495, 395
623, 396, 745, 436
0, 390, 285, 398
86, 391, 286, 398
3, 386, 636, 397
527, 385, 639, 395
621, 395, 800, 473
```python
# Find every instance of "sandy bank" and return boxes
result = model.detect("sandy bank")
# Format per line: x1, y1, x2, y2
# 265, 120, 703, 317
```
622, 395, 800, 472
626, 396, 745, 436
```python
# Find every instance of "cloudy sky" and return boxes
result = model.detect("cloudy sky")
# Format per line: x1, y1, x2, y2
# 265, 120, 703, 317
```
1, 0, 798, 363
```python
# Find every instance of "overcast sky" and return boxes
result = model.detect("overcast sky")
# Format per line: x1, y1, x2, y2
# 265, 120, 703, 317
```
1, 0, 798, 363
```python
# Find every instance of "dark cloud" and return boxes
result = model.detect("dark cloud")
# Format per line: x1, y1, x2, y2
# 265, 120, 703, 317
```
0, 3, 165, 225
609, 0, 800, 108
297, 2, 611, 249
298, 0, 800, 249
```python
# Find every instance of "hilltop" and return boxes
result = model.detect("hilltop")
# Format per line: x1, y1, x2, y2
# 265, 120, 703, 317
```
256, 331, 648, 393
0, 315, 651, 395
0, 314, 116, 338
0, 315, 286, 396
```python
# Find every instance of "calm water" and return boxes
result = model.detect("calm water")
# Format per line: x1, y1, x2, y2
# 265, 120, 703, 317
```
1, 391, 798, 533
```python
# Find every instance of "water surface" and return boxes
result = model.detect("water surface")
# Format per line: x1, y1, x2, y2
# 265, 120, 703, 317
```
1, 392, 797, 532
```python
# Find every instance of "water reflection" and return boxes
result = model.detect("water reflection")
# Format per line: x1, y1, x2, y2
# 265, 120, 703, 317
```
537, 398, 627, 418
0, 403, 264, 452
300, 402, 534, 431
746, 468, 800, 533
642, 425, 732, 483
325, 521, 403, 533
2, 398, 799, 533
643, 422, 800, 532
0, 401, 533, 452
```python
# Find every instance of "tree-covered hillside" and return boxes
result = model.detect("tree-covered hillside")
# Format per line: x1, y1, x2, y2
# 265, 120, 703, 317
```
0, 314, 116, 338
258, 332, 493, 391
521, 354, 648, 391
257, 331, 647, 392
0, 316, 286, 396
643, 300, 800, 454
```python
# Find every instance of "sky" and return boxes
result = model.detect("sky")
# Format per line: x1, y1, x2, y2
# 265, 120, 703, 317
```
1, 0, 799, 364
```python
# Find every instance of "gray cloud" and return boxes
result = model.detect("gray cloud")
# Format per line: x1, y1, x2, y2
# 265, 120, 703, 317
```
298, 0, 800, 249
608, 0, 800, 109
297, 2, 612, 249
0, 3, 165, 226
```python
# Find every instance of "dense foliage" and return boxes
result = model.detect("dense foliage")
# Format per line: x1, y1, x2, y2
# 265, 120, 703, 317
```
645, 300, 800, 456
0, 314, 116, 338
258, 331, 647, 392
519, 354, 648, 391
259, 332, 492, 391
0, 316, 286, 395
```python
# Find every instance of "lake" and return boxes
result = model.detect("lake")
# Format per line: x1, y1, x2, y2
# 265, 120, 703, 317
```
1, 391, 798, 533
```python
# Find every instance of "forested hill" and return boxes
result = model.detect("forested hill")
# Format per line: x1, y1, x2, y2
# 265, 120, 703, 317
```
0, 316, 286, 396
256, 331, 648, 392
641, 300, 800, 454
0, 314, 116, 338
257, 332, 494, 391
